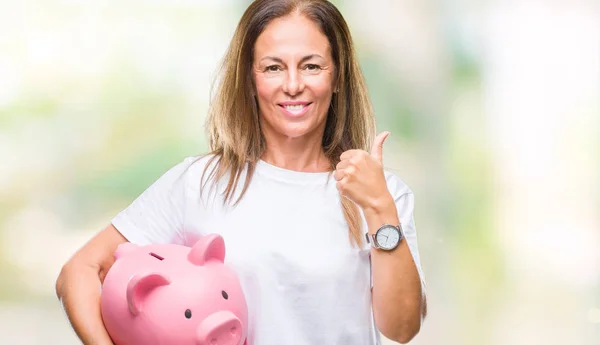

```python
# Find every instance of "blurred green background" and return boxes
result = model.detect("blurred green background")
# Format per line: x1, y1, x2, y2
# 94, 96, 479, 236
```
1, 0, 598, 344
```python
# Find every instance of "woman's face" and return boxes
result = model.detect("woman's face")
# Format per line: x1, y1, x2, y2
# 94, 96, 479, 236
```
253, 13, 335, 143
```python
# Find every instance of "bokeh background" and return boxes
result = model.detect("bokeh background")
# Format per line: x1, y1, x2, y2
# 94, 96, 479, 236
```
1, 0, 598, 344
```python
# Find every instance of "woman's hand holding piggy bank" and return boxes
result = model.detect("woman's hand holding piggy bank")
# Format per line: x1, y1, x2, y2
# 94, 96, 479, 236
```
100, 234, 249, 345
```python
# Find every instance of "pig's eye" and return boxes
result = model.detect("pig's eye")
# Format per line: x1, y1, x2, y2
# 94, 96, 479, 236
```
221, 290, 229, 300
185, 309, 192, 319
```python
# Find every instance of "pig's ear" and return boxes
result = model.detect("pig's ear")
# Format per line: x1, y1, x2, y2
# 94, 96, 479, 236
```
187, 234, 225, 266
126, 272, 171, 316
114, 242, 138, 260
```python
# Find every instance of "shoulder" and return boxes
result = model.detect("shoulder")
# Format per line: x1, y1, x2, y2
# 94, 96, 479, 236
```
178, 154, 219, 175
157, 154, 220, 189
383, 168, 414, 198
171, 154, 217, 181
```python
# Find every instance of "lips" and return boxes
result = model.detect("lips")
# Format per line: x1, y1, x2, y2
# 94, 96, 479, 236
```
278, 102, 311, 117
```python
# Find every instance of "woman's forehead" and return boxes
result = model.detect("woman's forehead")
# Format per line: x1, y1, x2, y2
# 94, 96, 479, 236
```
254, 14, 331, 60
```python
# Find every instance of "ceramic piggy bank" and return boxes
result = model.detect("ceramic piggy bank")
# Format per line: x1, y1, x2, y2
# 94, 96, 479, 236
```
100, 234, 249, 345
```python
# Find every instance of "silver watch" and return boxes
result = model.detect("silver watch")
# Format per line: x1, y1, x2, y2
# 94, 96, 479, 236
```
366, 224, 404, 251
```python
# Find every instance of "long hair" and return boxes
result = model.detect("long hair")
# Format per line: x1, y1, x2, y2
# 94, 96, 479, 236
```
202, 0, 375, 247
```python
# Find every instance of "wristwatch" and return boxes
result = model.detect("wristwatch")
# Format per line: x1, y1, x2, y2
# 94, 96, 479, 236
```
366, 224, 404, 251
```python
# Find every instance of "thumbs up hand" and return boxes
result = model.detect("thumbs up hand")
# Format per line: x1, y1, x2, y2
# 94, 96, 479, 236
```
334, 132, 394, 211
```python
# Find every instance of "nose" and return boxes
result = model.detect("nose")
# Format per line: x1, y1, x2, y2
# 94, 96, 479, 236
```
196, 311, 245, 345
282, 69, 304, 96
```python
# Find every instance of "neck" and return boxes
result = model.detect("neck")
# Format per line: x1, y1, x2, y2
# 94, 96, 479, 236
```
260, 134, 330, 173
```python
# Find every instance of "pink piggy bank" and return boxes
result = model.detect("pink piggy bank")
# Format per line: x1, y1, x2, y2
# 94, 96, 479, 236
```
100, 234, 249, 345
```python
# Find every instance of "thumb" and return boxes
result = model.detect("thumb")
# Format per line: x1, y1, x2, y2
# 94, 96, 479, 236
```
370, 131, 390, 162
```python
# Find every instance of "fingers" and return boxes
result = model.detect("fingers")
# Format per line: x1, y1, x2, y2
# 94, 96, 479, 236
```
335, 159, 351, 171
339, 149, 361, 161
333, 165, 355, 182
370, 131, 390, 162
336, 178, 347, 194
333, 169, 345, 181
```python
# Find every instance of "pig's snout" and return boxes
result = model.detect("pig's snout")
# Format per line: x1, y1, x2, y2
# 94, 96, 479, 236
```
196, 311, 244, 345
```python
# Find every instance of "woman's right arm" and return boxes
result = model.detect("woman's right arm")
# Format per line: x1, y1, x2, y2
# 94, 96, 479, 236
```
55, 224, 128, 345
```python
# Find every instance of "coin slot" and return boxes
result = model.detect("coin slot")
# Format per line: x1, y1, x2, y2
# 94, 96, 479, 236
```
149, 252, 164, 261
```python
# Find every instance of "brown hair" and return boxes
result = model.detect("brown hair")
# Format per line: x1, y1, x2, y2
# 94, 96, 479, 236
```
202, 0, 375, 247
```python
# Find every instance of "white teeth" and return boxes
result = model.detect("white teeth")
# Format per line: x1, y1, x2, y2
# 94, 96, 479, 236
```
283, 104, 306, 115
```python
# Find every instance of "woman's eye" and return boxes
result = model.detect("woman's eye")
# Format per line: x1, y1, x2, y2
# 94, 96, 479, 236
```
304, 64, 320, 71
265, 65, 281, 72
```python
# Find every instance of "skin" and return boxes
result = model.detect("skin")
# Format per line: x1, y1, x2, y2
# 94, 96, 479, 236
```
335, 132, 426, 343
253, 12, 334, 172
255, 13, 426, 343
55, 224, 127, 345
55, 11, 425, 345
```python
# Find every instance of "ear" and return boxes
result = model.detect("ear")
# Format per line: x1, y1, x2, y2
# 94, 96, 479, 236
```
114, 242, 138, 261
187, 234, 225, 266
126, 272, 171, 315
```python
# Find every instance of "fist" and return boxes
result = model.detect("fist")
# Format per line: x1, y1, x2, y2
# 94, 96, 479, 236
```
334, 132, 392, 210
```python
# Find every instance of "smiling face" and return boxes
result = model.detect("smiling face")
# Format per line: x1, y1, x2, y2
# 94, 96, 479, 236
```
253, 13, 335, 143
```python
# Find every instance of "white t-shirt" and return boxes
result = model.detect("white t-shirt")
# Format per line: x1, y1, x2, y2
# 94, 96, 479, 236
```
111, 154, 425, 345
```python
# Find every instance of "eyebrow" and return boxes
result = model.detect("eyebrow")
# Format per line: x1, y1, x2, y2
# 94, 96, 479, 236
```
259, 54, 324, 64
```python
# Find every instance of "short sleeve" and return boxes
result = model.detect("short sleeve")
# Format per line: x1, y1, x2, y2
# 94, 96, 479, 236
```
368, 171, 427, 294
111, 157, 197, 246
393, 189, 427, 293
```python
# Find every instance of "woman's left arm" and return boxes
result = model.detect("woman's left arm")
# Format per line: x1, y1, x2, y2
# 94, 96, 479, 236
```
363, 196, 426, 344
334, 132, 426, 344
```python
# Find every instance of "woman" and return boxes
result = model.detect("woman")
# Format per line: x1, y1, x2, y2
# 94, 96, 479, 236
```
55, 0, 427, 344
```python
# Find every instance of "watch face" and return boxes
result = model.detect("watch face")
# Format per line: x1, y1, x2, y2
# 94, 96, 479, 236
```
376, 226, 401, 250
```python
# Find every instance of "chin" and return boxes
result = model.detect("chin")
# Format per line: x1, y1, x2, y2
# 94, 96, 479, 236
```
277, 130, 311, 139
261, 115, 325, 140
275, 124, 319, 139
